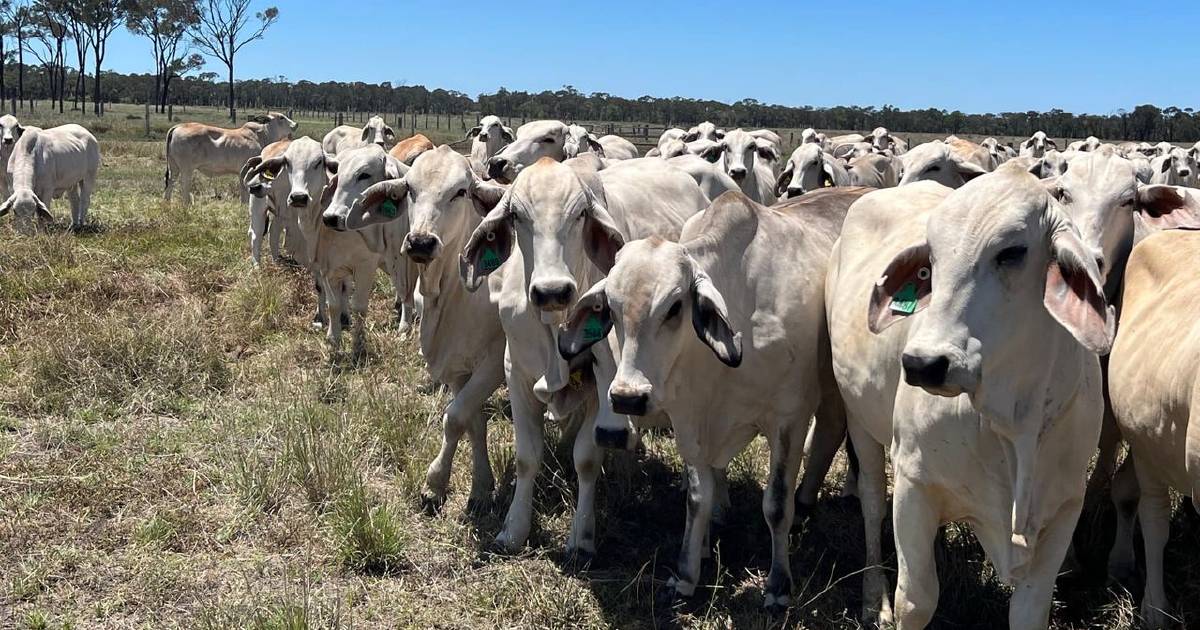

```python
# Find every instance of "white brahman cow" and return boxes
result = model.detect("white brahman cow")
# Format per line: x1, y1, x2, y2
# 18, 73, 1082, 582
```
0, 123, 99, 232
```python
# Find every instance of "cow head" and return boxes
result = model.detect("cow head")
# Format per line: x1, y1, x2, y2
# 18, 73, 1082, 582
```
700, 128, 778, 183
320, 144, 408, 230
360, 115, 395, 148
0, 115, 24, 148
460, 158, 623, 312
264, 112, 298, 142
468, 115, 515, 164
1150, 149, 1194, 186
870, 169, 1112, 408
485, 120, 573, 184
1020, 131, 1056, 159
777, 144, 839, 198
559, 237, 740, 418
0, 188, 53, 233
870, 127, 895, 152
898, 141, 988, 188
682, 121, 724, 143
336, 145, 507, 266
564, 124, 606, 160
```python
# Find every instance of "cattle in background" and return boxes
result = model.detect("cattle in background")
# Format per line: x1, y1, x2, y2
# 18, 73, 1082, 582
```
829, 168, 1112, 627
868, 126, 908, 155
321, 115, 395, 155
1067, 135, 1103, 153
699, 128, 780, 204
845, 153, 901, 188
646, 128, 686, 157
559, 188, 868, 610
467, 115, 515, 175
0, 114, 24, 196
0, 123, 99, 233
164, 112, 296, 206
776, 143, 849, 198
566, 124, 638, 161
898, 140, 990, 187
683, 121, 724, 143
1149, 148, 1194, 186
1020, 131, 1057, 158
485, 120, 604, 183
389, 133, 434, 165
240, 138, 300, 265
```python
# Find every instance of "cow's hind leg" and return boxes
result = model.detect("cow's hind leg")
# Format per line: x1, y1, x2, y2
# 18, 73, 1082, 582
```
1106, 455, 1140, 586
67, 186, 82, 230
851, 419, 893, 625
762, 423, 807, 612
797, 387, 848, 517
1134, 459, 1173, 629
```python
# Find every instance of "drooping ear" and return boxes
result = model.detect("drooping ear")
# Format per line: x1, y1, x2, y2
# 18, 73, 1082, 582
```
323, 154, 339, 174
501, 126, 515, 143
699, 143, 724, 164
646, 147, 661, 157
466, 125, 482, 139
248, 155, 286, 181
585, 134, 606, 157
360, 126, 371, 142
470, 178, 508, 217
951, 154, 989, 181
384, 155, 408, 179
558, 279, 612, 361
714, 129, 726, 139
682, 131, 700, 142
775, 166, 793, 197
821, 160, 839, 187
754, 139, 779, 162
1136, 184, 1200, 230
1028, 158, 1046, 178
1043, 225, 1114, 354
460, 195, 514, 291
240, 155, 263, 187
34, 197, 51, 222
319, 174, 339, 209
0, 196, 13, 218
691, 269, 741, 367
13, 123, 23, 139
868, 242, 933, 334
346, 178, 409, 229
832, 144, 855, 160
582, 192, 624, 272
1046, 139, 1057, 150
383, 126, 396, 140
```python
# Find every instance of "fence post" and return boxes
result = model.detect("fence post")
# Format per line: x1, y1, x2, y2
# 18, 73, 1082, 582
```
10, 97, 15, 115
144, 99, 151, 137
337, 112, 344, 126
168, 104, 173, 122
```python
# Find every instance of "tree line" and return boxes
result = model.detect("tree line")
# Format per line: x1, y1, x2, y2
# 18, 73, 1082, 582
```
0, 1, 1195, 141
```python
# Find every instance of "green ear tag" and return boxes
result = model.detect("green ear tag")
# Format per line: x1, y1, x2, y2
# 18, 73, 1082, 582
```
890, 282, 919, 315
582, 312, 605, 342
380, 198, 398, 218
480, 246, 502, 272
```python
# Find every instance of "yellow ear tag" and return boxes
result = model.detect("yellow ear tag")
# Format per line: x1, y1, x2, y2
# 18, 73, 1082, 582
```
569, 370, 583, 390
261, 169, 276, 181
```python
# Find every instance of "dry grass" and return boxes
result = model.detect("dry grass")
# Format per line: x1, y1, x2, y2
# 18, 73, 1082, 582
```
0, 104, 1197, 629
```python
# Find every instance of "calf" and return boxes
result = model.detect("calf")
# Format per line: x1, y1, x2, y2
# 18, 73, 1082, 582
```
240, 138, 301, 265
0, 123, 99, 232
468, 115, 514, 175
164, 112, 295, 206
560, 188, 869, 610
828, 169, 1112, 627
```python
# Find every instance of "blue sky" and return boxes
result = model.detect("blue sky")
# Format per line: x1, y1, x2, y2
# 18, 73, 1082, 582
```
103, 0, 1199, 115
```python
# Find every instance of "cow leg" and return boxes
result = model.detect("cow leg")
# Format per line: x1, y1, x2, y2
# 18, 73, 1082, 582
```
389, 258, 419, 335
1106, 455, 1140, 586
311, 274, 328, 330
798, 388, 848, 516
496, 378, 546, 552
566, 395, 601, 562
762, 424, 806, 612
179, 170, 194, 207
712, 467, 731, 528
66, 186, 82, 230
850, 420, 893, 625
349, 267, 372, 363
267, 212, 284, 263
1134, 459, 1172, 628
424, 356, 503, 512
239, 182, 250, 205
248, 196, 269, 265
323, 276, 344, 355
1008, 496, 1084, 630
284, 215, 308, 266
670, 463, 714, 598
423, 374, 471, 510
892, 475, 940, 630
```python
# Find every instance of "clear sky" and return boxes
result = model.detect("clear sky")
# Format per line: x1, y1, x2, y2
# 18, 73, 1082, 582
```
102, 0, 1199, 115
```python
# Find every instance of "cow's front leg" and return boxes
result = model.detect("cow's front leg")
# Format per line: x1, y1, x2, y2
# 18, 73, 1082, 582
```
495, 378, 546, 552
323, 276, 344, 357
349, 267, 372, 363
892, 475, 941, 630
670, 463, 714, 599
1008, 496, 1084, 630
566, 397, 601, 563
762, 424, 806, 613
248, 196, 269, 265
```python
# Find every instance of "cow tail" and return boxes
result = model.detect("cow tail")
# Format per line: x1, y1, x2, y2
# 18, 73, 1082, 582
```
163, 125, 176, 193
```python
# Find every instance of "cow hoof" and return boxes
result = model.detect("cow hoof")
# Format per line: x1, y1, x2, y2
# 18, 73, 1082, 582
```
420, 492, 446, 516
490, 532, 522, 555
655, 581, 694, 612
340, 313, 351, 328
793, 498, 815, 527
563, 547, 594, 571
310, 318, 325, 331
465, 495, 492, 516
1105, 561, 1138, 590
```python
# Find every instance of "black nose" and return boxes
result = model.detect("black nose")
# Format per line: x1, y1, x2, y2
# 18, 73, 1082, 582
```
610, 391, 648, 416
478, 133, 489, 142
530, 282, 574, 310
403, 233, 439, 263
594, 426, 631, 450
901, 353, 950, 388
487, 158, 509, 180
248, 184, 265, 197
322, 213, 344, 230
729, 167, 747, 181
786, 186, 803, 197
288, 192, 310, 207
2, 138, 12, 145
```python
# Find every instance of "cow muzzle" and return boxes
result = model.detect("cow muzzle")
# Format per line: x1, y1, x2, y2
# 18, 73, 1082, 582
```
729, 167, 747, 181
900, 345, 978, 397
529, 279, 576, 311
321, 211, 346, 231
486, 157, 512, 183
786, 186, 804, 198
287, 191, 310, 208
2, 137, 12, 146
402, 232, 442, 264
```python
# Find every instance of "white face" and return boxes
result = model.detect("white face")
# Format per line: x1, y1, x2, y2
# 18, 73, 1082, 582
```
395, 148, 477, 264
899, 142, 979, 188
279, 138, 330, 211
361, 116, 395, 147
870, 127, 891, 151
0, 115, 22, 147
683, 121, 723, 143
780, 144, 831, 197
321, 145, 400, 229
486, 120, 568, 183
266, 113, 298, 141
707, 129, 774, 183
1051, 152, 1137, 283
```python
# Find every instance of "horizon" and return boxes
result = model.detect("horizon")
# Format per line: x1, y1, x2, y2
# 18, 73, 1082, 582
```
98, 0, 1200, 118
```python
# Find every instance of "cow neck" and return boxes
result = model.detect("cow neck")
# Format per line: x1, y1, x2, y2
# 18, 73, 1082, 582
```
9, 140, 36, 192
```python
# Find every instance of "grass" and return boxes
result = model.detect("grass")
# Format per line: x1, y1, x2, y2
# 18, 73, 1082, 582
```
0, 102, 1197, 628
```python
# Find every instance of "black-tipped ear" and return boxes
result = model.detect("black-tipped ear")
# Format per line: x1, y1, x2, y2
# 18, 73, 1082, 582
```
466, 125, 482, 139
558, 280, 612, 360
471, 179, 507, 217
460, 198, 514, 291
699, 143, 723, 163
691, 272, 741, 367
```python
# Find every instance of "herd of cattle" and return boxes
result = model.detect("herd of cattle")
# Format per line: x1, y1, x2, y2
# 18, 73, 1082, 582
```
4, 110, 1200, 628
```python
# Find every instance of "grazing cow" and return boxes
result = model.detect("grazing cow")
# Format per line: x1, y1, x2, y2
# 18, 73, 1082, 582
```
1019, 131, 1057, 158
683, 121, 725, 142
868, 126, 907, 155
459, 157, 711, 559
1149, 149, 1193, 186
1109, 228, 1200, 628
698, 128, 780, 204
330, 145, 509, 511
164, 112, 296, 206
321, 115, 396, 156
898, 141, 989, 187
240, 138, 301, 265
559, 188, 869, 609
665, 153, 741, 201
389, 133, 434, 166
829, 168, 1112, 627
845, 153, 901, 188
486, 120, 605, 183
468, 115, 515, 175
0, 124, 99, 232
776, 143, 849, 198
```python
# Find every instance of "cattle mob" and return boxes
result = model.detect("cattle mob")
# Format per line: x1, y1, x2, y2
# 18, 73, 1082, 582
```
6, 111, 1200, 628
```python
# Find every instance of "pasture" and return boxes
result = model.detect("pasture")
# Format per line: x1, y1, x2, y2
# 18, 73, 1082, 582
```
1, 104, 1197, 629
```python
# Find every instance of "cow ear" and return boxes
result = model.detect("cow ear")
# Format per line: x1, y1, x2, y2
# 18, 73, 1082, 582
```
460, 196, 514, 291
13, 123, 22, 138
868, 242, 933, 333
384, 126, 396, 140
1043, 226, 1114, 355
952, 155, 989, 181
320, 175, 338, 209
583, 192, 624, 272
248, 155, 286, 181
775, 167, 793, 197
1136, 184, 1200, 230
691, 269, 741, 367
754, 139, 779, 162
822, 160, 839, 186
558, 279, 612, 361
34, 197, 51, 222
1046, 139, 1057, 150
501, 126, 515, 143
466, 125, 482, 139
360, 126, 371, 142
347, 178, 409, 229
699, 143, 723, 163
471, 179, 507, 217
1028, 158, 1046, 178
240, 155, 263, 185
714, 129, 726, 139
682, 131, 700, 143
323, 154, 339, 174
384, 155, 408, 180
0, 196, 12, 218
586, 134, 606, 158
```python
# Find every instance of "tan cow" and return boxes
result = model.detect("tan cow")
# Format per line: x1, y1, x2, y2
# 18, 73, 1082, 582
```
1109, 228, 1200, 628
389, 133, 434, 165
164, 112, 296, 206
559, 188, 869, 610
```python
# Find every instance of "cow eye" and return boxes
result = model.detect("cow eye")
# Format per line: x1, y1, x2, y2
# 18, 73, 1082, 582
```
995, 245, 1027, 268
357, 172, 371, 182
454, 189, 467, 198
665, 300, 682, 321
925, 165, 940, 173
542, 137, 555, 144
